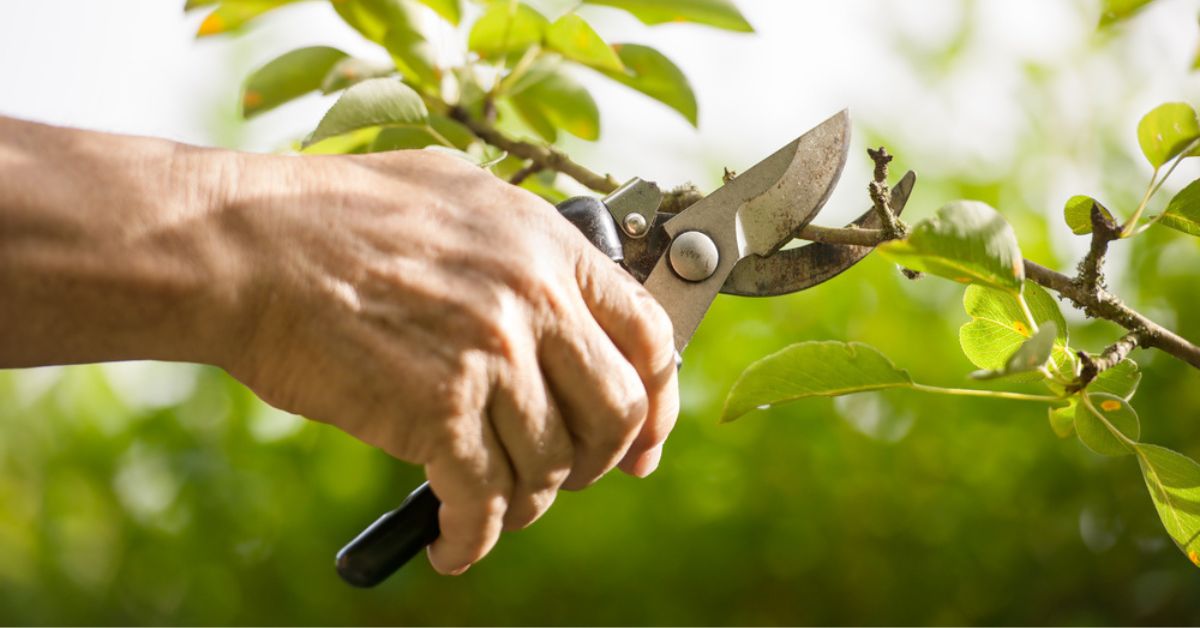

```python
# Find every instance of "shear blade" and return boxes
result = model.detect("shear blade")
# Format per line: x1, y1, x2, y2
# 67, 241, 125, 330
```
721, 170, 917, 297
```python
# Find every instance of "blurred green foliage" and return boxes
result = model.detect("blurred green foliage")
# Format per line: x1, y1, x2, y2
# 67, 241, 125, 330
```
4, 0, 1200, 624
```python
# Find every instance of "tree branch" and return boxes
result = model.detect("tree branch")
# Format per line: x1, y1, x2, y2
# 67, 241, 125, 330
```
441, 105, 1200, 375
447, 106, 621, 193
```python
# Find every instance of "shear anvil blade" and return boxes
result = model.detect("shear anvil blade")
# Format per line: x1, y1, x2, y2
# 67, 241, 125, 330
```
721, 170, 916, 297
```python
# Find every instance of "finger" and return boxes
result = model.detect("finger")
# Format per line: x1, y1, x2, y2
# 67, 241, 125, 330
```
424, 414, 514, 575
575, 252, 680, 477
488, 345, 573, 531
541, 309, 648, 491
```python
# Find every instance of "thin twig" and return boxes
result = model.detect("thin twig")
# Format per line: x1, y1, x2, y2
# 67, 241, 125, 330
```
447, 106, 621, 193
508, 162, 542, 186
1075, 201, 1121, 295
868, 147, 906, 239
1072, 332, 1144, 391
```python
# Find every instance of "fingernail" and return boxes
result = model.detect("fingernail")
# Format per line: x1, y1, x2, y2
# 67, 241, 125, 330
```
635, 445, 663, 478
449, 564, 470, 576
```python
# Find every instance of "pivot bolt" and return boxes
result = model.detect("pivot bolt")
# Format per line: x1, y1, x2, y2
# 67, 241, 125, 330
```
669, 231, 719, 282
622, 212, 649, 237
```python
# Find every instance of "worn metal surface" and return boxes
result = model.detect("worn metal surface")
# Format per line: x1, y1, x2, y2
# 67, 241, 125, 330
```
603, 177, 662, 239
638, 111, 853, 350
722, 170, 916, 297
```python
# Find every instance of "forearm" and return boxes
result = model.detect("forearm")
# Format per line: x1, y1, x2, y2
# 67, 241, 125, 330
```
0, 116, 247, 368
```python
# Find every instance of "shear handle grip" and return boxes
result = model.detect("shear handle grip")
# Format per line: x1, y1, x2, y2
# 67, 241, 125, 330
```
334, 196, 624, 587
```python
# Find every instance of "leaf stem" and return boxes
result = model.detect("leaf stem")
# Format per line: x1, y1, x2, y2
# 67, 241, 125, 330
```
1121, 168, 1160, 238
910, 383, 1065, 403
1016, 292, 1040, 334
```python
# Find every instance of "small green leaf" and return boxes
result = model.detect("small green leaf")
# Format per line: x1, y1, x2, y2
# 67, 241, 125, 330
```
196, 0, 301, 37
584, 0, 753, 32
508, 64, 600, 141
721, 341, 913, 423
546, 14, 624, 73
1048, 403, 1076, 438
469, 3, 550, 59
1075, 393, 1140, 456
1063, 195, 1116, 235
1048, 360, 1140, 438
1135, 444, 1200, 568
383, 26, 440, 88
1138, 102, 1200, 169
1160, 178, 1200, 237
879, 201, 1025, 293
971, 322, 1058, 380
601, 44, 697, 127
413, 0, 460, 24
242, 46, 349, 117
1099, 0, 1154, 26
959, 281, 1068, 381
305, 78, 429, 147
320, 57, 395, 94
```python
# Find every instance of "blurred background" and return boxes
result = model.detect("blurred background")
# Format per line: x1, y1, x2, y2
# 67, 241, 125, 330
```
3, 0, 1200, 624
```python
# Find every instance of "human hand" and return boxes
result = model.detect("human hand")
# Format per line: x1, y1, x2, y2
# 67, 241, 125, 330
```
218, 150, 680, 575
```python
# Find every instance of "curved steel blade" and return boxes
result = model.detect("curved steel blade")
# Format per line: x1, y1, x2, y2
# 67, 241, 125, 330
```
642, 111, 853, 350
721, 170, 916, 297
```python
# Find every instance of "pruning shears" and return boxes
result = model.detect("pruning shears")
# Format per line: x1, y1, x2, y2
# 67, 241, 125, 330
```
335, 110, 916, 587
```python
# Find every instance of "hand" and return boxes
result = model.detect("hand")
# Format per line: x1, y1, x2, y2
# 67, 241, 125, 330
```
219, 150, 680, 575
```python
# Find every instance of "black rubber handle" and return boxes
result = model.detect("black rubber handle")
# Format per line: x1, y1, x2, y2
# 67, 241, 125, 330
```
335, 196, 624, 587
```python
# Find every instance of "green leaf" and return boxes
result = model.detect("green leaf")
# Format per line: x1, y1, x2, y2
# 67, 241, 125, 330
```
508, 64, 600, 141
584, 0, 753, 32
879, 201, 1025, 293
721, 341, 913, 423
320, 57, 395, 94
1075, 393, 1140, 456
241, 46, 348, 117
332, 0, 423, 44
546, 14, 624, 73
601, 44, 697, 126
971, 322, 1058, 380
370, 114, 474, 151
1138, 102, 1200, 169
412, 0, 460, 24
1099, 0, 1154, 26
185, 0, 219, 10
469, 3, 550, 59
383, 26, 440, 88
299, 126, 381, 154
196, 0, 301, 37
305, 78, 429, 147
1160, 178, 1200, 237
1135, 444, 1200, 568
959, 281, 1069, 381
1063, 195, 1115, 235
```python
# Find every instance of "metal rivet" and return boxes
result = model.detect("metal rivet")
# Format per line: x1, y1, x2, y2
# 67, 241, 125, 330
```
622, 212, 648, 237
669, 231, 719, 282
